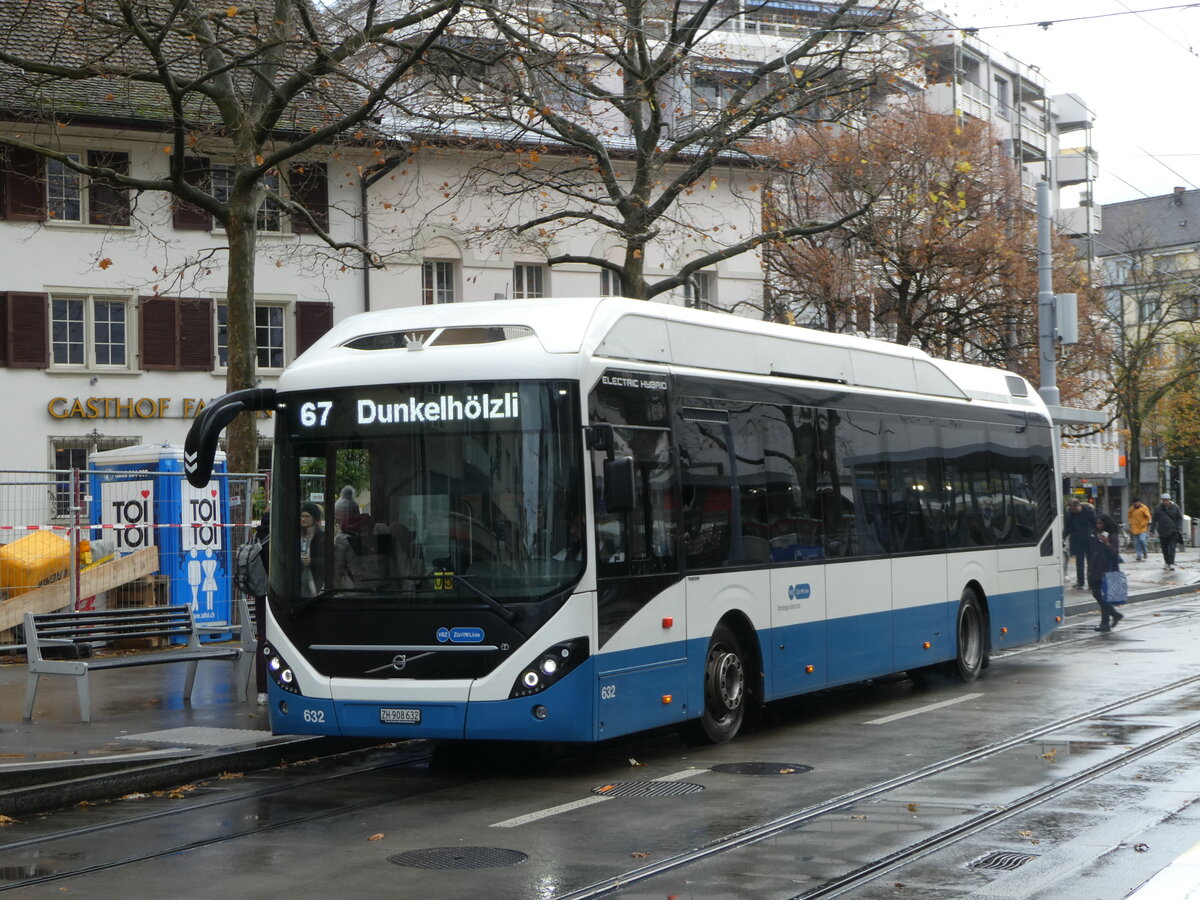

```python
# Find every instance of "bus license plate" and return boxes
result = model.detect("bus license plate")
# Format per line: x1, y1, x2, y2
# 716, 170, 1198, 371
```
380, 708, 421, 725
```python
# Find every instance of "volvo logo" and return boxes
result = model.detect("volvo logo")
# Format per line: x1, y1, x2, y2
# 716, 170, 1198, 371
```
364, 651, 432, 675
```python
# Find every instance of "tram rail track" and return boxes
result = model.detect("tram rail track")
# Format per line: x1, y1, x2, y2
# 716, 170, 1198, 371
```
0, 743, 443, 893
558, 671, 1200, 899
3, 627, 1200, 896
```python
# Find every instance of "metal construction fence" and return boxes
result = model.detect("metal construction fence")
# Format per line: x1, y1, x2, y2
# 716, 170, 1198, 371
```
0, 468, 267, 644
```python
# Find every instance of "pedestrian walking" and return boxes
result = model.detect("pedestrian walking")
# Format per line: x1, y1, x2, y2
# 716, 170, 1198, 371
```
1151, 492, 1184, 570
1127, 498, 1151, 561
1088, 513, 1124, 633
1064, 498, 1096, 589
254, 509, 270, 705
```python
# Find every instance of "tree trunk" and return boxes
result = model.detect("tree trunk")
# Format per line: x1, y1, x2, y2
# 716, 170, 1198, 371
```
224, 189, 259, 478
622, 240, 648, 300
1127, 418, 1142, 500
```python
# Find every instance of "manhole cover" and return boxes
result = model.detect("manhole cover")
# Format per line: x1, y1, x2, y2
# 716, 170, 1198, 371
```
592, 780, 705, 797
388, 847, 528, 869
711, 762, 813, 776
968, 850, 1039, 871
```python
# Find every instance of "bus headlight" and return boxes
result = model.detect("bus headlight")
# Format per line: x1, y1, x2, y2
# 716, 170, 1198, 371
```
510, 638, 588, 698
263, 643, 301, 695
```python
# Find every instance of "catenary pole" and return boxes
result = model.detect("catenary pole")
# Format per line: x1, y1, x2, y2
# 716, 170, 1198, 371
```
1037, 179, 1060, 408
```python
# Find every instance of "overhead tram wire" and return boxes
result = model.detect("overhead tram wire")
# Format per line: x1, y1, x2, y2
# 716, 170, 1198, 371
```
1141, 145, 1200, 191
1116, 0, 1200, 57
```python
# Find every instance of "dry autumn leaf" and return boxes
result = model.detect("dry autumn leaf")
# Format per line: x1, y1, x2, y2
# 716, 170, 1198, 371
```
98, 258, 113, 270
631, 851, 649, 858
368, 833, 385, 841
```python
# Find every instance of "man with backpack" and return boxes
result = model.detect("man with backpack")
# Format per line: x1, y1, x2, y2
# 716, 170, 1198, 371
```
234, 510, 270, 704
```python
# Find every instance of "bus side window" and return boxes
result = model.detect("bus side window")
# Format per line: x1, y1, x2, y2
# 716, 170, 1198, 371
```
594, 427, 675, 575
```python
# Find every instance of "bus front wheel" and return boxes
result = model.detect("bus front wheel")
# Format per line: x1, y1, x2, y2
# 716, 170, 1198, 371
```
948, 590, 986, 682
692, 623, 746, 744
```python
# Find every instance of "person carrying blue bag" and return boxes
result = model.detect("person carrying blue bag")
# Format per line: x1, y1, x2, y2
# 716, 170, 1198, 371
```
1088, 513, 1125, 633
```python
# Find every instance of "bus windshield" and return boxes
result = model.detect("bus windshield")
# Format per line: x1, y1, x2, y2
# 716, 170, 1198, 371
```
271, 380, 584, 611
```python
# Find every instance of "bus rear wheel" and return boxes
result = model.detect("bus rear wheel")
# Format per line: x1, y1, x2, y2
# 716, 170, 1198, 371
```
692, 623, 746, 744
948, 590, 986, 682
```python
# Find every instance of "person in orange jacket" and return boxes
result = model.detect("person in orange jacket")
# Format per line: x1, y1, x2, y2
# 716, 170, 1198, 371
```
1127, 498, 1151, 561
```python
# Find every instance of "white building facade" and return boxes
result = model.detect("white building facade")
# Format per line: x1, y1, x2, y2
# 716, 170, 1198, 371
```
0, 125, 364, 476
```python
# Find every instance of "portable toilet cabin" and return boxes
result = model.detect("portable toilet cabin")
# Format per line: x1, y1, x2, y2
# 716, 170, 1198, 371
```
88, 443, 232, 636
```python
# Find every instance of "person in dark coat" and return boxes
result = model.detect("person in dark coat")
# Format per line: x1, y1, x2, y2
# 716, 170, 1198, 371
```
1088, 513, 1124, 633
1151, 492, 1184, 570
1064, 499, 1096, 589
253, 509, 270, 704
299, 502, 325, 596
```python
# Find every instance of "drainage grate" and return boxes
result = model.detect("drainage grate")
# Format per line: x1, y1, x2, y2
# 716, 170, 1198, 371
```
0, 865, 55, 881
388, 847, 528, 870
592, 780, 705, 798
968, 851, 1039, 871
711, 762, 813, 776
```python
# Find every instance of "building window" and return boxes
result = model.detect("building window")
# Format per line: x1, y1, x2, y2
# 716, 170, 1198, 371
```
219, 436, 274, 475
51, 295, 129, 369
257, 169, 284, 232
1139, 293, 1161, 323
993, 76, 1010, 119
513, 264, 546, 298
211, 164, 284, 232
217, 303, 287, 369
43, 150, 132, 225
684, 272, 714, 309
600, 268, 624, 296
423, 260, 456, 304
47, 154, 83, 222
51, 435, 140, 518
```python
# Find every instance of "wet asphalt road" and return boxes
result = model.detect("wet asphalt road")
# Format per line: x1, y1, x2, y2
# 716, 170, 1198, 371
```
3, 597, 1200, 899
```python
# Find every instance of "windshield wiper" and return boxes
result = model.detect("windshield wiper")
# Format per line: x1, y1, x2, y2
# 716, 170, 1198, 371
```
353, 574, 517, 623
448, 573, 518, 624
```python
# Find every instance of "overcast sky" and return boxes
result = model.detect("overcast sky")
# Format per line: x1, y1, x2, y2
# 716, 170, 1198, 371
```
927, 1, 1200, 208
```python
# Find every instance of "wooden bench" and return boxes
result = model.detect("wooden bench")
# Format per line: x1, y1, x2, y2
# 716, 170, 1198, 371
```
23, 597, 255, 723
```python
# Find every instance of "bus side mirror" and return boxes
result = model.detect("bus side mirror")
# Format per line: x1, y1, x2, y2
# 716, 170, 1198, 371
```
184, 387, 276, 486
604, 456, 636, 514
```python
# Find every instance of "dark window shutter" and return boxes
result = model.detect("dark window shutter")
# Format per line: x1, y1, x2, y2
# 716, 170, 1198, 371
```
87, 150, 131, 226
140, 297, 181, 369
288, 162, 329, 234
295, 302, 333, 356
173, 156, 211, 230
7, 292, 49, 368
178, 297, 213, 371
0, 293, 7, 365
5, 148, 46, 222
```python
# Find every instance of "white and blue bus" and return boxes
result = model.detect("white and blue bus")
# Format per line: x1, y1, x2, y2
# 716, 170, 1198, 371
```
186, 298, 1063, 744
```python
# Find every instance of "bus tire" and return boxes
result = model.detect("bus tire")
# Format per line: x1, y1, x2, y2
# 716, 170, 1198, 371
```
948, 589, 986, 682
692, 623, 747, 744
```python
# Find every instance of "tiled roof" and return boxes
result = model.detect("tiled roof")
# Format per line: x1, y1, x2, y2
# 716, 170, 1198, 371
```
0, 0, 364, 136
1096, 189, 1200, 257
